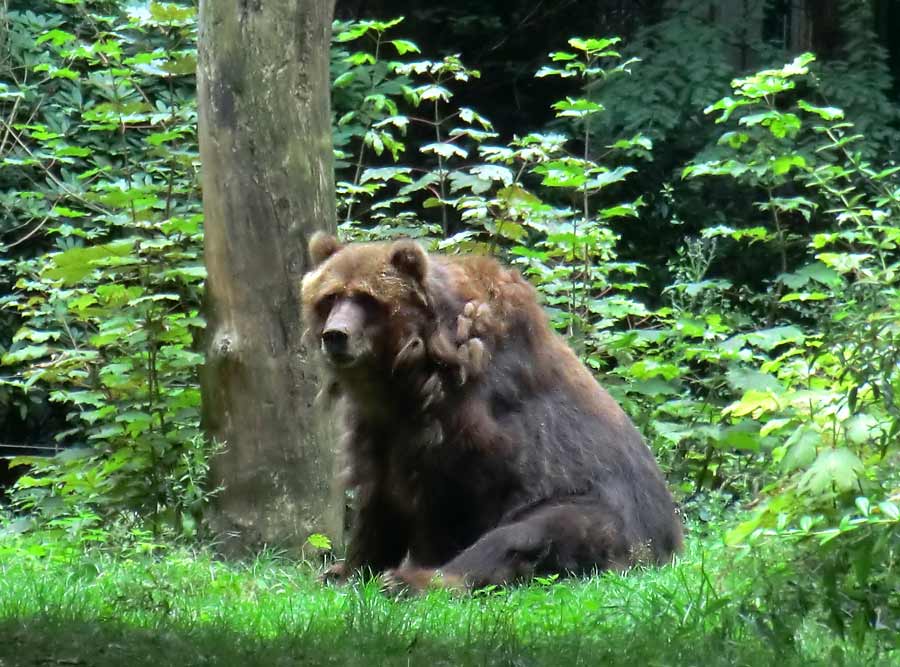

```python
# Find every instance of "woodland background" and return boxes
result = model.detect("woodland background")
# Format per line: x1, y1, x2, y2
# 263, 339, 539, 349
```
0, 1, 898, 664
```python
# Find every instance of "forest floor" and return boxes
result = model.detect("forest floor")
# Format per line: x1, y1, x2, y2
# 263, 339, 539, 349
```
0, 522, 893, 667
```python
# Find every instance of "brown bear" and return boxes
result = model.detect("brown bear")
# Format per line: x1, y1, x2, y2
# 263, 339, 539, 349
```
301, 232, 682, 592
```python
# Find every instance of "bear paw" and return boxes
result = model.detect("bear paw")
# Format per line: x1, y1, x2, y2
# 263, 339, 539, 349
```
320, 561, 351, 585
420, 373, 445, 410
457, 337, 486, 385
393, 335, 426, 372
460, 301, 494, 339
380, 566, 465, 596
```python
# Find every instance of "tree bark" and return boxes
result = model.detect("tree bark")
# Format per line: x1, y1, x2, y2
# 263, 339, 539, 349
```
197, 0, 340, 554
712, 0, 764, 70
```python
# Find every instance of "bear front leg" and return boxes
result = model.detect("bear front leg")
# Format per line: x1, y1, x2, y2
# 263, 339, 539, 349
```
326, 493, 410, 583
383, 499, 632, 593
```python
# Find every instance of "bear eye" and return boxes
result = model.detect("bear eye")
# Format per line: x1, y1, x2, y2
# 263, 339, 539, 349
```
352, 292, 386, 318
315, 293, 338, 317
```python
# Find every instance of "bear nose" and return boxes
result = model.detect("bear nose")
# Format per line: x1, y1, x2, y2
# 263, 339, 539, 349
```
322, 329, 349, 358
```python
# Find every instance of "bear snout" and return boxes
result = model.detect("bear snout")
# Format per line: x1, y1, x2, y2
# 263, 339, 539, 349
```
322, 329, 350, 359
321, 298, 371, 367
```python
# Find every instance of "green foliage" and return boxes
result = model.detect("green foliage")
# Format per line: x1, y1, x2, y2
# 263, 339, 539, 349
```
0, 1, 212, 535
683, 52, 900, 641
332, 18, 495, 240
585, 0, 900, 299
332, 27, 649, 342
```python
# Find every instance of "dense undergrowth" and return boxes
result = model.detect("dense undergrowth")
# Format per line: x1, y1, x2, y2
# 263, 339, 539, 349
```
1, 0, 898, 658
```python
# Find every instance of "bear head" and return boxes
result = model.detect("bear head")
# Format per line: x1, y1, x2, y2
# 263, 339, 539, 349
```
301, 233, 432, 377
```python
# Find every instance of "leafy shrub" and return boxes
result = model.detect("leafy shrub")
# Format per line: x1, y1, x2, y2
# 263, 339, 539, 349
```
684, 53, 900, 641
0, 1, 211, 534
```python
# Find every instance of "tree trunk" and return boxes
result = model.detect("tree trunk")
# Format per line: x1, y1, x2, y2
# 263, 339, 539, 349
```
197, 0, 340, 555
712, 0, 765, 70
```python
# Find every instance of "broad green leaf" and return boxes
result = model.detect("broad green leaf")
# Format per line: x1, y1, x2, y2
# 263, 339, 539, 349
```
798, 448, 864, 495
744, 326, 805, 351
497, 184, 542, 209
307, 533, 333, 550
723, 389, 780, 419
725, 511, 764, 546
390, 40, 420, 55
44, 241, 135, 286
879, 502, 899, 520
149, 1, 196, 23
797, 100, 843, 121
12, 329, 60, 344
568, 37, 620, 53
551, 97, 604, 119
36, 29, 76, 47
2, 345, 50, 365
782, 425, 818, 472
725, 367, 782, 393
469, 164, 512, 186
421, 142, 468, 159
716, 422, 761, 452
771, 154, 806, 175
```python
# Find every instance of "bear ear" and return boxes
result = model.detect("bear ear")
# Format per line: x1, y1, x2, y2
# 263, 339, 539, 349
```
308, 232, 342, 267
390, 239, 428, 283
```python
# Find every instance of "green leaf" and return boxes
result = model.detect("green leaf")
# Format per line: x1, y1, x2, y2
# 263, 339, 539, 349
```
716, 422, 761, 452
50, 206, 86, 218
568, 37, 620, 53
54, 146, 92, 158
797, 100, 843, 121
771, 154, 806, 176
744, 326, 805, 351
44, 241, 134, 286
333, 71, 356, 88
147, 129, 184, 146
725, 511, 764, 546
12, 329, 60, 344
533, 160, 587, 188
469, 164, 512, 186
390, 40, 420, 55
798, 448, 864, 496
496, 185, 542, 209
36, 29, 76, 47
816, 252, 872, 274
307, 533, 332, 550
723, 389, 780, 419
420, 142, 468, 159
843, 414, 882, 445
878, 502, 899, 520
551, 97, 604, 118
718, 132, 749, 149
149, 2, 196, 24
779, 291, 828, 303
610, 134, 652, 152
535, 66, 576, 79
782, 425, 818, 472
2, 345, 50, 365
725, 367, 782, 393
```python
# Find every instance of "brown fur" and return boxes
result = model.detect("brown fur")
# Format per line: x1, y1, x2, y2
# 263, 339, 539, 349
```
302, 233, 683, 592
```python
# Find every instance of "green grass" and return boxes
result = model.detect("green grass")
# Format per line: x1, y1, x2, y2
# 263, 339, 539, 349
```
0, 528, 893, 667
